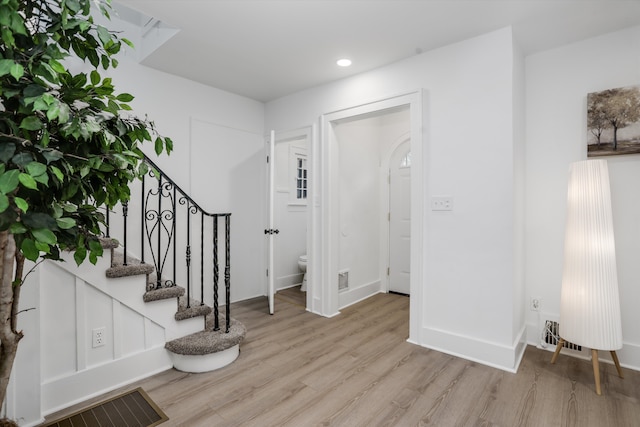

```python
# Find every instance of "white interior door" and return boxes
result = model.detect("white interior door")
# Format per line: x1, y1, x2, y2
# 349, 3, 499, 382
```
389, 140, 411, 294
266, 130, 276, 314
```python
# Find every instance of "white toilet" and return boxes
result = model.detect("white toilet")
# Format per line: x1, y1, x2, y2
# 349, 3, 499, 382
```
298, 254, 307, 292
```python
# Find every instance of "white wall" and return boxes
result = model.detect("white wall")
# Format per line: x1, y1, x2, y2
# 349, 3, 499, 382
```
266, 27, 525, 371
525, 24, 640, 369
102, 59, 266, 304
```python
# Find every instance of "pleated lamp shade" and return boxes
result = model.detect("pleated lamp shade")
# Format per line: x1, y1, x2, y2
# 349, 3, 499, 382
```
559, 159, 622, 351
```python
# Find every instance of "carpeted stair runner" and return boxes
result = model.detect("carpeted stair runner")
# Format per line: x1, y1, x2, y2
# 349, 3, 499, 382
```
106, 251, 154, 278
165, 314, 246, 356
101, 240, 245, 371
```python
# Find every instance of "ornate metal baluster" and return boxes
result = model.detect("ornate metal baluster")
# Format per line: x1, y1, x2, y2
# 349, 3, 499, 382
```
225, 214, 231, 333
213, 216, 219, 331
140, 176, 145, 264
186, 202, 191, 308
199, 212, 204, 305
172, 185, 176, 288
156, 175, 162, 284
105, 208, 110, 238
122, 202, 128, 266
144, 170, 175, 290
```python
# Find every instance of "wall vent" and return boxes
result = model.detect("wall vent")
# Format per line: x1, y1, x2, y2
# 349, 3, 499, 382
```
338, 270, 349, 290
543, 320, 582, 351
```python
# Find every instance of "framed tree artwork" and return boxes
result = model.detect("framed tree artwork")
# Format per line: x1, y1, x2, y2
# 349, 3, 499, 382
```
587, 85, 640, 157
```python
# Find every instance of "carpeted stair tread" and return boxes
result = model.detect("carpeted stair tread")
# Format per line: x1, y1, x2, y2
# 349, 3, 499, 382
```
99, 237, 119, 249
175, 296, 212, 321
143, 286, 185, 302
165, 315, 246, 356
106, 251, 154, 278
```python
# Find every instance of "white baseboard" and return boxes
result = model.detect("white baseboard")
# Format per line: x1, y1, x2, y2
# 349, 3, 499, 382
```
42, 346, 172, 416
276, 273, 304, 290
418, 325, 526, 373
338, 280, 382, 310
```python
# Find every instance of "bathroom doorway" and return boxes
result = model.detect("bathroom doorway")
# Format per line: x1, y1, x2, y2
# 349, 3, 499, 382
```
266, 127, 312, 313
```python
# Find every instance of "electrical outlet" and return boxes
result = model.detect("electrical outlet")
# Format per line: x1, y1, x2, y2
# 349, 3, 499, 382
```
530, 297, 541, 312
92, 327, 106, 348
431, 196, 453, 211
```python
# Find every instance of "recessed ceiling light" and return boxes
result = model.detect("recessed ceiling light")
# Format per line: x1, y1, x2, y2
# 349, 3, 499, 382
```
336, 58, 352, 67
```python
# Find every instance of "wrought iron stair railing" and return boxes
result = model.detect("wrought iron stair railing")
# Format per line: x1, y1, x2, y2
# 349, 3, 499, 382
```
105, 155, 232, 333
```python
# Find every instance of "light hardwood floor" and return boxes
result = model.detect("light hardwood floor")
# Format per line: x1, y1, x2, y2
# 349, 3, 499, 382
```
43, 292, 640, 426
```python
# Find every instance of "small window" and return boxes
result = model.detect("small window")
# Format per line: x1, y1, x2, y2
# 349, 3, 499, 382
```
296, 157, 308, 200
400, 152, 411, 168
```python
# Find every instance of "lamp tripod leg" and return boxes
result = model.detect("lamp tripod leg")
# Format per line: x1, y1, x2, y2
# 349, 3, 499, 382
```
610, 351, 624, 378
550, 338, 565, 364
592, 349, 602, 395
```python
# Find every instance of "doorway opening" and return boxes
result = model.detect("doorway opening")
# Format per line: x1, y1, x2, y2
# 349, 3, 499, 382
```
312, 90, 425, 343
266, 127, 313, 313
388, 138, 411, 296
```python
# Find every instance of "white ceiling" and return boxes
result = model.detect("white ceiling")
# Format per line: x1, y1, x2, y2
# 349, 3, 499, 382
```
114, 1, 640, 102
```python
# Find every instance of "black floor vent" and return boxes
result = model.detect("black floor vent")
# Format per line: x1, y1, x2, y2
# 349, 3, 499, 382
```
544, 320, 582, 351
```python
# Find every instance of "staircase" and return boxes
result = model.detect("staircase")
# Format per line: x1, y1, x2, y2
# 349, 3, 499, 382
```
98, 155, 246, 373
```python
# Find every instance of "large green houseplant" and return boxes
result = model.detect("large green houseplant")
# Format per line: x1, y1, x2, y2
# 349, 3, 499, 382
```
0, 0, 172, 411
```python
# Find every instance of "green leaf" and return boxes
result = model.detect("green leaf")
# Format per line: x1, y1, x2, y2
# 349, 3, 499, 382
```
90, 70, 100, 86
10, 223, 27, 234
22, 212, 57, 229
46, 103, 60, 121
116, 93, 134, 102
49, 59, 66, 74
41, 149, 63, 164
11, 153, 33, 167
35, 241, 50, 253
33, 173, 49, 186
0, 194, 8, 213
19, 116, 43, 131
89, 238, 103, 254
0, 143, 16, 162
21, 238, 39, 261
57, 103, 70, 123
41, 130, 50, 147
155, 137, 163, 155
10, 62, 24, 80
50, 166, 64, 182
14, 197, 28, 213
0, 169, 20, 194
32, 228, 57, 245
73, 245, 87, 265
96, 25, 111, 45
24, 84, 47, 98
56, 217, 76, 230
18, 173, 38, 190
0, 59, 14, 77
26, 162, 47, 177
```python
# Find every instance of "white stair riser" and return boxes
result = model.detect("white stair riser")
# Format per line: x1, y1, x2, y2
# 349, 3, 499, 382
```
170, 344, 240, 373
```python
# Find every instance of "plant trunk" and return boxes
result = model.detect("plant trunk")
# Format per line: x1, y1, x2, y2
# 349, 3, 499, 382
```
613, 125, 618, 150
0, 231, 22, 411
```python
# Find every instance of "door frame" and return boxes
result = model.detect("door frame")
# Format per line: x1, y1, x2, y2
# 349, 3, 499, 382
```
265, 126, 314, 313
313, 90, 426, 343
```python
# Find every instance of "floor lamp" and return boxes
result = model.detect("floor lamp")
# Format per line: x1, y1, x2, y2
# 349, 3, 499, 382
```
550, 159, 624, 395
